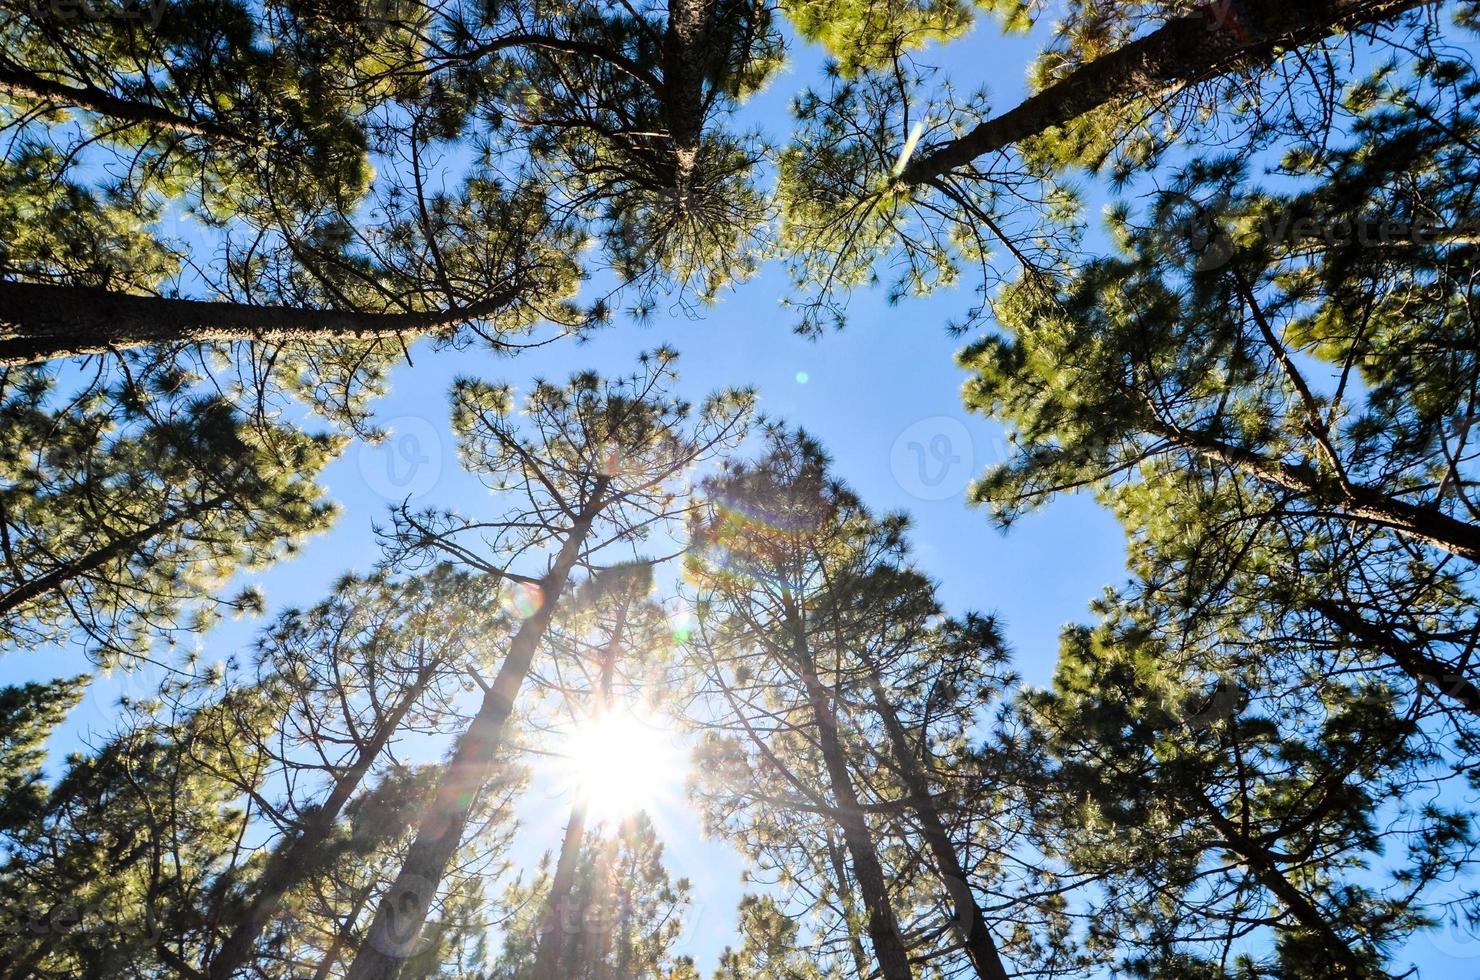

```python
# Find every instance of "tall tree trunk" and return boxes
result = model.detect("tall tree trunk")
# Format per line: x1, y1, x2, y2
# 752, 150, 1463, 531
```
530, 601, 626, 979
784, 598, 915, 980
343, 491, 605, 980
898, 0, 1429, 185
0, 491, 228, 619
663, 0, 715, 205
0, 281, 523, 367
529, 804, 589, 979
863, 676, 1011, 980
204, 661, 442, 980
824, 827, 875, 980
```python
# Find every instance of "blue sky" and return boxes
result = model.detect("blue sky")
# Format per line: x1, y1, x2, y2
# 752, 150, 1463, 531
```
7, 8, 1480, 976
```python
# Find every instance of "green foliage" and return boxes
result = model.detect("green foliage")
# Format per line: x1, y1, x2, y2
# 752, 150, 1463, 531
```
465, 0, 783, 302
782, 0, 977, 75
0, 673, 285, 978
492, 814, 692, 979
779, 65, 1073, 333
0, 150, 180, 291
4, 6, 1479, 977
685, 427, 1073, 977
0, 367, 340, 660
959, 70, 1480, 723
0, 676, 86, 835
1022, 595, 1471, 976
713, 894, 842, 979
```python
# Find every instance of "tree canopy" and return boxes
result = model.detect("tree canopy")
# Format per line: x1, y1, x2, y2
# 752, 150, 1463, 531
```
4, 1, 1480, 978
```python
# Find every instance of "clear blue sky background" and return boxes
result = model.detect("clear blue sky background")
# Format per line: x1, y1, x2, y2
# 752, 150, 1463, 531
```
6, 9, 1480, 975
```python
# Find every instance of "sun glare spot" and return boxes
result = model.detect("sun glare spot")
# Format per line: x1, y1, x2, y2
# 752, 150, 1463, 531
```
500, 582, 544, 620
558, 711, 684, 827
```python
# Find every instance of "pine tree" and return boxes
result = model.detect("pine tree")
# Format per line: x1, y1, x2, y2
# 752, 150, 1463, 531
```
343, 351, 751, 980
523, 563, 672, 980
256, 762, 521, 980
777, 0, 1456, 330
1021, 594, 1474, 978
682, 427, 1057, 980
898, 0, 1435, 181
685, 428, 920, 979
0, 367, 339, 660
959, 62, 1480, 712
202, 567, 505, 979
0, 676, 86, 836
826, 568, 1027, 980
493, 813, 692, 980
712, 894, 843, 979
0, 0, 801, 371
0, 669, 285, 979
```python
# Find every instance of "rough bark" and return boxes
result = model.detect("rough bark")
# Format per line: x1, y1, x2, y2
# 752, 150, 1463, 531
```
898, 0, 1431, 185
663, 0, 715, 204
343, 491, 605, 980
0, 281, 524, 367
865, 676, 1011, 980
785, 598, 915, 980
204, 662, 442, 980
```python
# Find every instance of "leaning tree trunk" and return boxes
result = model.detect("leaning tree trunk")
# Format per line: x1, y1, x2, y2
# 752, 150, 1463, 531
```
784, 598, 915, 980
1200, 800, 1371, 977
204, 661, 442, 980
898, 0, 1429, 185
1155, 424, 1480, 565
0, 491, 228, 619
343, 493, 605, 980
0, 281, 522, 367
864, 675, 1011, 980
0, 64, 243, 141
1312, 599, 1480, 717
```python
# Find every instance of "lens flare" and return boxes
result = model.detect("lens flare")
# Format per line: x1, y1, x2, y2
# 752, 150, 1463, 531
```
500, 582, 544, 620
664, 599, 694, 643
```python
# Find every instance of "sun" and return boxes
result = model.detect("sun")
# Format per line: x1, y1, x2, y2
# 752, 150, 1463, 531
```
557, 710, 684, 826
